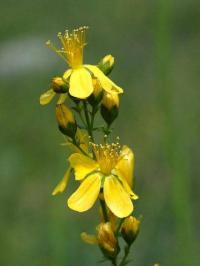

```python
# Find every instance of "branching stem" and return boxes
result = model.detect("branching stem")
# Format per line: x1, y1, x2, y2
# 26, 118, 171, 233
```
119, 245, 131, 266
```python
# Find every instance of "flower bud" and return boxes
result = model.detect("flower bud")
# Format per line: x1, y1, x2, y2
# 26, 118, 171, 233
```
98, 54, 115, 75
88, 78, 103, 106
56, 104, 77, 138
52, 77, 69, 93
97, 222, 119, 259
121, 216, 140, 245
101, 92, 119, 125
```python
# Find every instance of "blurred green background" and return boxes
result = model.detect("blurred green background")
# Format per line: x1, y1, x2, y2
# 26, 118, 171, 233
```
0, 0, 199, 265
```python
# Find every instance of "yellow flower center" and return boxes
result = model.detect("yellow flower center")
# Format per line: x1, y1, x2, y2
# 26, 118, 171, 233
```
46, 26, 88, 69
91, 140, 121, 175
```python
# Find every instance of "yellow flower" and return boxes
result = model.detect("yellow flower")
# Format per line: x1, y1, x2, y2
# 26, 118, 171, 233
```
44, 26, 123, 99
67, 142, 138, 218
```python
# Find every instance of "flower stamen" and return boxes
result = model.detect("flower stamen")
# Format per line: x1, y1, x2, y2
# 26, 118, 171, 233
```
46, 26, 89, 68
90, 140, 122, 175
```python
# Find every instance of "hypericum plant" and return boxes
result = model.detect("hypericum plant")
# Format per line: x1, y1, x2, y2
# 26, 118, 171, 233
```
40, 26, 159, 266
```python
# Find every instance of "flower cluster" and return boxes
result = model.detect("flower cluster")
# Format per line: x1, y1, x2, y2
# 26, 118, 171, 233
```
39, 26, 153, 266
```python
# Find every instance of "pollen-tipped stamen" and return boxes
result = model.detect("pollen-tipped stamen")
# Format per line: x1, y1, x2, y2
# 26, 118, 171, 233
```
46, 26, 89, 68
90, 140, 122, 175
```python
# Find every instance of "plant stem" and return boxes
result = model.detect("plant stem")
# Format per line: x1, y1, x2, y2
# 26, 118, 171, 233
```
83, 101, 94, 141
99, 198, 109, 222
77, 105, 87, 127
72, 139, 88, 157
104, 124, 111, 136
119, 245, 131, 266
111, 258, 117, 266
90, 106, 96, 131
115, 218, 124, 237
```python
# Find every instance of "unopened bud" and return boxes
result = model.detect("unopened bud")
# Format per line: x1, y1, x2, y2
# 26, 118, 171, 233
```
52, 77, 68, 93
121, 216, 140, 245
88, 78, 103, 106
97, 222, 119, 259
101, 92, 119, 125
98, 54, 115, 75
56, 104, 77, 138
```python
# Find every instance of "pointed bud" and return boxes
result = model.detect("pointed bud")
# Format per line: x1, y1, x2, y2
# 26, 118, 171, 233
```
101, 92, 119, 125
98, 54, 115, 75
56, 104, 77, 138
88, 78, 103, 106
97, 222, 119, 259
121, 216, 140, 245
52, 77, 69, 93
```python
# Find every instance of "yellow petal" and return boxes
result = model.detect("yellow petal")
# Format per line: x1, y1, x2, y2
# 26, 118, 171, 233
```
69, 68, 93, 99
115, 145, 134, 187
57, 93, 67, 104
104, 175, 133, 218
63, 69, 72, 80
52, 167, 71, 196
81, 232, 98, 244
68, 153, 99, 180
117, 173, 139, 200
39, 89, 56, 105
85, 65, 123, 94
67, 173, 101, 212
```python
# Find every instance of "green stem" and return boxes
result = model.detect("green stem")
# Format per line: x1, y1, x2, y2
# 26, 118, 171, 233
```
111, 258, 117, 266
77, 108, 87, 127
72, 139, 88, 157
99, 198, 109, 222
83, 101, 94, 141
115, 218, 124, 237
119, 245, 131, 266
104, 123, 112, 137
90, 106, 96, 132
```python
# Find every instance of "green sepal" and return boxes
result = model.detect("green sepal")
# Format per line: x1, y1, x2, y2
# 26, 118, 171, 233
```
100, 105, 118, 126
58, 122, 77, 139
